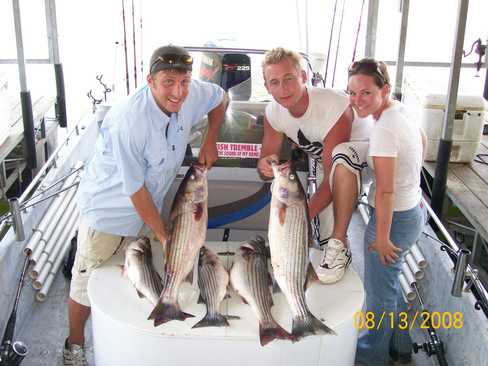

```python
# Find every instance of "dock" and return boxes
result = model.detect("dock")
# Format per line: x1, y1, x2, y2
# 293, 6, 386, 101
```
0, 95, 55, 198
423, 136, 488, 281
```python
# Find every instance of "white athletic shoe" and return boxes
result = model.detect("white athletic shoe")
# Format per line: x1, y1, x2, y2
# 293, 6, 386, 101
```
311, 238, 351, 284
63, 338, 88, 366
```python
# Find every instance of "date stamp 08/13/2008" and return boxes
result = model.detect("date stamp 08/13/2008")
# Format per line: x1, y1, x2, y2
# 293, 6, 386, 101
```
354, 311, 464, 331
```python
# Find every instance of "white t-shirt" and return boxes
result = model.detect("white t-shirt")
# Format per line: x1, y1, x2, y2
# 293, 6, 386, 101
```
265, 87, 372, 162
367, 100, 423, 211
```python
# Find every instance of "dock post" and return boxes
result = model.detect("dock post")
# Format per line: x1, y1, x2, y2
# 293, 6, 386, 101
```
12, 0, 37, 170
431, 0, 469, 218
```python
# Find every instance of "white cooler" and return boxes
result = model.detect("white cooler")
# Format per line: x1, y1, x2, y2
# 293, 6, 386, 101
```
88, 241, 365, 366
402, 68, 488, 162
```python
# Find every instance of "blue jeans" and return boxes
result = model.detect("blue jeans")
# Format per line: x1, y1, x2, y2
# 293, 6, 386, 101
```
356, 202, 426, 366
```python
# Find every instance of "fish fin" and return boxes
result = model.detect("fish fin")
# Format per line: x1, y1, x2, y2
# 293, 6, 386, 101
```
239, 295, 248, 305
279, 206, 286, 225
120, 265, 126, 277
136, 289, 144, 298
259, 322, 295, 346
194, 202, 203, 221
272, 279, 281, 294
192, 312, 229, 329
149, 300, 195, 326
305, 264, 319, 290
225, 315, 241, 320
184, 268, 194, 283
197, 293, 205, 304
291, 313, 335, 339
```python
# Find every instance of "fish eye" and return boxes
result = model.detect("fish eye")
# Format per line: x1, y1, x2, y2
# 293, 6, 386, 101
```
190, 174, 195, 180
289, 174, 295, 180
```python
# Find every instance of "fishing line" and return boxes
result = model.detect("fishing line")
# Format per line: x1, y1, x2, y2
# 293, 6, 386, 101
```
351, 0, 366, 62
324, 0, 338, 85
131, 0, 137, 89
331, 0, 346, 87
121, 0, 130, 95
139, 0, 143, 77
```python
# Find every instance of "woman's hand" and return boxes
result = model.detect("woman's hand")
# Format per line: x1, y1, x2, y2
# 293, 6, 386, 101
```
368, 238, 402, 265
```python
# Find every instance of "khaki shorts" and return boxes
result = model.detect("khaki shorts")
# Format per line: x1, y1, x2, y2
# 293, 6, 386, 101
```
316, 141, 371, 244
69, 217, 128, 306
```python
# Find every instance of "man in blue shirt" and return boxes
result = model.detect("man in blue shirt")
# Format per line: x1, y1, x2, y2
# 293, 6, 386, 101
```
64, 45, 227, 366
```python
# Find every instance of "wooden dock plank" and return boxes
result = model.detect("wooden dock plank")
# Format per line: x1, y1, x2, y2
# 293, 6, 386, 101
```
470, 142, 488, 184
424, 156, 488, 241
0, 96, 56, 162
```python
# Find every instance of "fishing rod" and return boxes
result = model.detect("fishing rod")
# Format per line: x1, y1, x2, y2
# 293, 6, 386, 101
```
0, 256, 29, 366
139, 1, 143, 77
331, 0, 346, 87
411, 283, 448, 366
121, 0, 130, 95
131, 0, 137, 89
323, 0, 338, 85
351, 0, 366, 62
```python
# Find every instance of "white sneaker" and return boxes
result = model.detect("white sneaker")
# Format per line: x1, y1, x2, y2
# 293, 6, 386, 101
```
63, 338, 88, 366
314, 238, 351, 284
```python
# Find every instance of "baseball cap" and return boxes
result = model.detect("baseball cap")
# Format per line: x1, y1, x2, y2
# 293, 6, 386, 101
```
149, 45, 193, 74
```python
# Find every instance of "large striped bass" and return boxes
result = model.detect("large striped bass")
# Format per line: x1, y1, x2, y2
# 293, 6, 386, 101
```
268, 162, 334, 339
230, 236, 294, 346
192, 246, 229, 328
123, 237, 163, 306
149, 164, 208, 326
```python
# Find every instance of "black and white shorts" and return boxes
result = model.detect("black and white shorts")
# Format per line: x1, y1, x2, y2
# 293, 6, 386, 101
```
316, 141, 371, 244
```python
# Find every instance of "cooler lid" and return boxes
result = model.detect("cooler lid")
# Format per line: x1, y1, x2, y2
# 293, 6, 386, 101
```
403, 68, 488, 111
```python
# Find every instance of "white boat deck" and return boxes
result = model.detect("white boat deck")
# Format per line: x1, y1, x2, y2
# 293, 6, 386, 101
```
15, 212, 431, 366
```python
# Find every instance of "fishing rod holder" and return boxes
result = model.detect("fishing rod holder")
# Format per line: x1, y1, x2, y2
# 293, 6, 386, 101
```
87, 90, 102, 113
0, 340, 27, 366
440, 244, 471, 297
96, 74, 112, 102
7, 198, 24, 242
451, 248, 470, 297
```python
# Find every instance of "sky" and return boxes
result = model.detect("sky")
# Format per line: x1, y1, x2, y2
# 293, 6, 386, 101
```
0, 0, 487, 125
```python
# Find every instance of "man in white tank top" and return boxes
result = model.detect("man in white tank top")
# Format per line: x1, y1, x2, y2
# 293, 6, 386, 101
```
258, 47, 372, 284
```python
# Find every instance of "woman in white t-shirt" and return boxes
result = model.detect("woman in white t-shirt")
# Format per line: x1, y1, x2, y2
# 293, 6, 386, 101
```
347, 59, 427, 366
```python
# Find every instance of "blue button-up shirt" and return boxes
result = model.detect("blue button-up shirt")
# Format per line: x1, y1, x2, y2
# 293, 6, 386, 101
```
77, 80, 224, 236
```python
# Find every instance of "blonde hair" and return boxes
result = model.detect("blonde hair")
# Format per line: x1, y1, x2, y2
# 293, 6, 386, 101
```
262, 47, 303, 79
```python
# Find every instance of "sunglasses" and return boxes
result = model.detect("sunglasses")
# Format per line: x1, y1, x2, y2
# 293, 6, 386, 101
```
348, 60, 388, 85
150, 54, 193, 73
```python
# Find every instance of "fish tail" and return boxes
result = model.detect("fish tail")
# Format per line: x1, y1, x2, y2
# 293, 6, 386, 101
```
148, 299, 194, 326
259, 321, 295, 346
191, 311, 229, 329
291, 313, 335, 339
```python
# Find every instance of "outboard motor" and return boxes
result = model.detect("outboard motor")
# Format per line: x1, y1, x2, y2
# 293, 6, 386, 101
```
221, 53, 251, 101
199, 52, 252, 101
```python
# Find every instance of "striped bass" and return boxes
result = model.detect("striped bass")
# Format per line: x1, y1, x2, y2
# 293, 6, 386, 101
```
230, 236, 294, 346
149, 164, 208, 326
268, 162, 334, 339
123, 237, 163, 306
192, 246, 229, 328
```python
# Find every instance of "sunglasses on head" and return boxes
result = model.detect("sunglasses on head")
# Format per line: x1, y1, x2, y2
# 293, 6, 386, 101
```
348, 60, 387, 85
150, 54, 193, 73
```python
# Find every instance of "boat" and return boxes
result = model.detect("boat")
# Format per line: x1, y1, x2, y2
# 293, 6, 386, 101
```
0, 1, 488, 365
